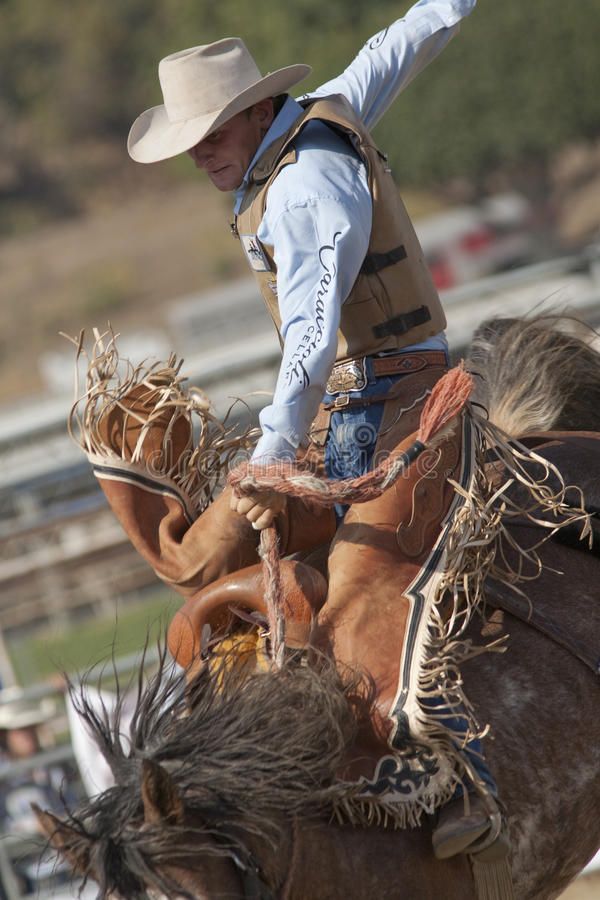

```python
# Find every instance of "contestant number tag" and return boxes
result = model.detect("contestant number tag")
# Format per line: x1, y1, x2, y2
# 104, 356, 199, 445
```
240, 234, 271, 272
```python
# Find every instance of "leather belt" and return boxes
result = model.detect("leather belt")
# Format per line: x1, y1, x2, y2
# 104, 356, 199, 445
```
325, 350, 447, 395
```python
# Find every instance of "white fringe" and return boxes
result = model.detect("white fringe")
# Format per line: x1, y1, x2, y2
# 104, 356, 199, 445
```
64, 327, 259, 518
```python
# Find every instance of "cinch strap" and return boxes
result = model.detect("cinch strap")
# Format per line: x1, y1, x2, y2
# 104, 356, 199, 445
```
373, 305, 432, 339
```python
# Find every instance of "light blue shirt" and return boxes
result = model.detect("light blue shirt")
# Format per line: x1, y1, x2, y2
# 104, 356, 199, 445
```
233, 0, 477, 460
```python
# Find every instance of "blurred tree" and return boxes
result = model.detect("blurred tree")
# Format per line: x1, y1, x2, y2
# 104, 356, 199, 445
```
376, 1, 600, 187
1, 0, 599, 227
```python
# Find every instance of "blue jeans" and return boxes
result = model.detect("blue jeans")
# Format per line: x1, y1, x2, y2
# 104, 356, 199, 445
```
324, 360, 411, 520
323, 352, 497, 798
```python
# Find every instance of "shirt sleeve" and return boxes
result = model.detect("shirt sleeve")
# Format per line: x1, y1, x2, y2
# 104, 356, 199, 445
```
251, 196, 371, 462
304, 0, 477, 130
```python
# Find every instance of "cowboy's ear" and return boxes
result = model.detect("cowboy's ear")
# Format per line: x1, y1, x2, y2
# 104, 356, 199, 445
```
32, 804, 93, 877
252, 98, 275, 128
141, 758, 185, 825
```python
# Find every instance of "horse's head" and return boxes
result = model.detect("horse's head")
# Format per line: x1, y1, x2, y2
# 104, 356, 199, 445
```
34, 652, 362, 899
34, 759, 245, 899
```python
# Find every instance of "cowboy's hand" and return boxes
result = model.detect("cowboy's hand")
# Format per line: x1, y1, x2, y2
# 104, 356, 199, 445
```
230, 490, 287, 530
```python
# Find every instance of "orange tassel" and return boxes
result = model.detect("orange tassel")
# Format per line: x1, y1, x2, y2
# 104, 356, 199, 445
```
417, 363, 474, 445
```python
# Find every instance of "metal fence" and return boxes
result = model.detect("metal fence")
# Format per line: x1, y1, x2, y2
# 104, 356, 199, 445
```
0, 650, 160, 899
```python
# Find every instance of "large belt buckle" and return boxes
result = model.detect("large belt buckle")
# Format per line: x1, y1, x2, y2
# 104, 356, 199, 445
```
326, 358, 367, 394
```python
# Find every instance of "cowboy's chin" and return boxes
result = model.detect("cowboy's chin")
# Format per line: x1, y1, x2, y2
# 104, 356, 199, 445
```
206, 166, 242, 192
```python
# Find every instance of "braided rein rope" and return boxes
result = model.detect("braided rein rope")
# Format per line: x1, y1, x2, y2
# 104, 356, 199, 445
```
228, 366, 474, 666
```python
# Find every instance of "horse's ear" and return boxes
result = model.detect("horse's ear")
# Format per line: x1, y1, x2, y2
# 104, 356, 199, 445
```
32, 804, 93, 877
141, 758, 185, 825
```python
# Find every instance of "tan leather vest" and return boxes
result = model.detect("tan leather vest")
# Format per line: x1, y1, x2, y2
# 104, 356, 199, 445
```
235, 94, 445, 362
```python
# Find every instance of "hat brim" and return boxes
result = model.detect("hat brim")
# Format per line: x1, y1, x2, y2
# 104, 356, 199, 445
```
128, 63, 311, 164
0, 697, 56, 730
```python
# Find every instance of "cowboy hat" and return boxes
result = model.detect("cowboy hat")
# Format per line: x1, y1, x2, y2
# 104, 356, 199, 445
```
128, 38, 311, 164
0, 693, 56, 730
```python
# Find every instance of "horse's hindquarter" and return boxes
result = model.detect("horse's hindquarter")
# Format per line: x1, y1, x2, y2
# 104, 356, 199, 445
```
464, 536, 600, 899
319, 539, 600, 900
475, 432, 600, 896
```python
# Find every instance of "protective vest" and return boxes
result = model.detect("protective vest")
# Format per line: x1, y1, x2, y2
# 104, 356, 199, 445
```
234, 95, 446, 362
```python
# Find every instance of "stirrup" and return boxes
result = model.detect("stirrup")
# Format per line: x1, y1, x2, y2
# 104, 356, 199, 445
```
467, 808, 503, 855
468, 797, 511, 862
432, 794, 491, 860
432, 789, 509, 861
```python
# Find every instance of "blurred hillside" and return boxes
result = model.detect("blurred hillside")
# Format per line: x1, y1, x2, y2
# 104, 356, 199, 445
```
1, 0, 600, 402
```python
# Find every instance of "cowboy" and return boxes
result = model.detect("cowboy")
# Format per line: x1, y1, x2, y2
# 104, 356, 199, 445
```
128, 2, 475, 527
127, 0, 507, 859
0, 695, 81, 894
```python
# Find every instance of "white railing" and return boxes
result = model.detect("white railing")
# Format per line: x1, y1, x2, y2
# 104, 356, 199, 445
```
2, 247, 600, 457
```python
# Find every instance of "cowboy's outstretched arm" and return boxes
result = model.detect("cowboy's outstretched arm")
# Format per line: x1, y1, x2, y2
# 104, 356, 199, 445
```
307, 0, 476, 129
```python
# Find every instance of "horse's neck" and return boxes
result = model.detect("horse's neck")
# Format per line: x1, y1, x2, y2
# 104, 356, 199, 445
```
235, 822, 295, 897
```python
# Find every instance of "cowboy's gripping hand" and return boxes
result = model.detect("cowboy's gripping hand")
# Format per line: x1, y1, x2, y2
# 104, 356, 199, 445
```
230, 489, 287, 530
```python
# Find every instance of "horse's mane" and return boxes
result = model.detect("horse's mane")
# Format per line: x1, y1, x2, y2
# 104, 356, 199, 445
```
61, 648, 364, 898
468, 314, 600, 436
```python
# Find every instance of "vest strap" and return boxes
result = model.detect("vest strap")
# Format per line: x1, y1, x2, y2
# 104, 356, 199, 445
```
360, 244, 407, 276
372, 305, 432, 340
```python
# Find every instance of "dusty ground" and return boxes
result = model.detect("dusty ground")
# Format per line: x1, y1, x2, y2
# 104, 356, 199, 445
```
0, 175, 439, 404
0, 179, 247, 401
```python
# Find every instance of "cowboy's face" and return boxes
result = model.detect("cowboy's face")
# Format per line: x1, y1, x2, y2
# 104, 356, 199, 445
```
187, 100, 274, 191
6, 726, 40, 758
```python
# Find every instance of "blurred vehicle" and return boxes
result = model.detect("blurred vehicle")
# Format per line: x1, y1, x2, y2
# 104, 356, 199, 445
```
416, 193, 537, 290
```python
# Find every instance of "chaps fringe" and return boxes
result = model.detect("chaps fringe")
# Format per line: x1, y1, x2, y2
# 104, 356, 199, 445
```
65, 327, 258, 520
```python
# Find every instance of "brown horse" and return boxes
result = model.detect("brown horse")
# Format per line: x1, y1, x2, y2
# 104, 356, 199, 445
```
39, 316, 600, 899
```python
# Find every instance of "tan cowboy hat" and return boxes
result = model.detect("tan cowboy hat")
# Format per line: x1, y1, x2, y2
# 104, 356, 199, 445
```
128, 38, 311, 164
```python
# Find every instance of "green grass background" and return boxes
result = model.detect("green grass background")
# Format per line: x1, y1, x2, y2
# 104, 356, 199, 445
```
8, 588, 179, 686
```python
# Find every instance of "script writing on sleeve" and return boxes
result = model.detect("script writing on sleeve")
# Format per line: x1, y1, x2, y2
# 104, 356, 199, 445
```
285, 231, 341, 389
367, 28, 389, 51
